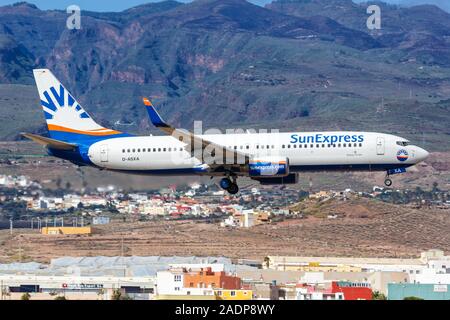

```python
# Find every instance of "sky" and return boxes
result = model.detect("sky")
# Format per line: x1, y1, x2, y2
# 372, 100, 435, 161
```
0, 0, 448, 13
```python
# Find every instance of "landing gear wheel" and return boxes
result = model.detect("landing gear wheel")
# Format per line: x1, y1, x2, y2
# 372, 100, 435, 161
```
219, 178, 232, 190
227, 183, 239, 195
384, 178, 393, 187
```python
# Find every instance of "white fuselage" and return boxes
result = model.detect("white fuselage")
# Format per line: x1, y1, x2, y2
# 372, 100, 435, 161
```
87, 131, 429, 176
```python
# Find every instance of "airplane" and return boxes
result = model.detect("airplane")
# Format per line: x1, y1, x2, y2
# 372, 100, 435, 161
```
23, 69, 429, 194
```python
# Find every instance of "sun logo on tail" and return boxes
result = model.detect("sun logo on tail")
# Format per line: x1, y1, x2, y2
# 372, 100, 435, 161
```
41, 85, 90, 120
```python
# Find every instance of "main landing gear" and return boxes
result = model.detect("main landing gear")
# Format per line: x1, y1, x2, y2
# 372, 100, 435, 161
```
220, 177, 239, 195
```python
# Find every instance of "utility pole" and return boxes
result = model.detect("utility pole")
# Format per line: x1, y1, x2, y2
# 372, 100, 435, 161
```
61, 217, 64, 227
30, 218, 34, 230
121, 237, 124, 258
9, 219, 12, 235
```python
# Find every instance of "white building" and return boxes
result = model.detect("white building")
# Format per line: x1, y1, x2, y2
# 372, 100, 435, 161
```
410, 268, 450, 285
156, 271, 185, 295
155, 270, 215, 297
242, 210, 255, 228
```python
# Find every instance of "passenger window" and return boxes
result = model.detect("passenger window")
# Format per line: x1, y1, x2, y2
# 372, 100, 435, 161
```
299, 145, 302, 148
158, 148, 161, 152
153, 148, 156, 152
359, 143, 362, 147
282, 145, 285, 149
122, 149, 125, 153
234, 146, 237, 150
127, 149, 130, 153
287, 145, 291, 149
163, 148, 167, 152
246, 146, 250, 150
267, 145, 270, 149
322, 144, 325, 148
304, 145, 307, 148
256, 145, 260, 149
180, 148, 183, 151
310, 144, 314, 148
168, 148, 172, 152
138, 149, 141, 152
132, 149, 136, 152
343, 144, 346, 147
148, 148, 151, 152
338, 144, 341, 147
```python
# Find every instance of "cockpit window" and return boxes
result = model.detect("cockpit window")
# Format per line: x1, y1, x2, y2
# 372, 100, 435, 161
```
396, 141, 410, 146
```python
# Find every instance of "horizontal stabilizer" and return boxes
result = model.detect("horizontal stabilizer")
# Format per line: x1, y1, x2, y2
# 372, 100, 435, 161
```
21, 133, 78, 151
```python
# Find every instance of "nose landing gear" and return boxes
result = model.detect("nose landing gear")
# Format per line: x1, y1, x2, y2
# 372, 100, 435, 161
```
220, 177, 239, 195
384, 171, 393, 187
384, 178, 393, 187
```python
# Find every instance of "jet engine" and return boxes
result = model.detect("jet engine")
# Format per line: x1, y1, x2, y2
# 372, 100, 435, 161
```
248, 157, 290, 177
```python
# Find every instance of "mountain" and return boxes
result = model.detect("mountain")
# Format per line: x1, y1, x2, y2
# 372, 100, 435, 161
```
0, 0, 449, 151
267, 0, 450, 64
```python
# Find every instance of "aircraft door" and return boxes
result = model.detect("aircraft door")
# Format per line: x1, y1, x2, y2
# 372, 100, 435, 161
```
376, 137, 385, 155
100, 144, 108, 162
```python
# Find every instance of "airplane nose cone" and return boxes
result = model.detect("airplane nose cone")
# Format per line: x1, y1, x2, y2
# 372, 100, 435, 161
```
417, 147, 429, 162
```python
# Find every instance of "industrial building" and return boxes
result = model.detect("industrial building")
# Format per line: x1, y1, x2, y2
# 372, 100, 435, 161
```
388, 283, 450, 300
41, 227, 92, 235
0, 274, 155, 300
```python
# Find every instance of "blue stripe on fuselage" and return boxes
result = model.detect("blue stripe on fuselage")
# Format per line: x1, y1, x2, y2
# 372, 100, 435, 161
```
48, 130, 132, 143
104, 163, 413, 176
47, 131, 132, 167
289, 163, 413, 172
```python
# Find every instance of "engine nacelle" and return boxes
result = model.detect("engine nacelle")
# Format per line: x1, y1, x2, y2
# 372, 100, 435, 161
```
252, 173, 299, 185
248, 157, 289, 177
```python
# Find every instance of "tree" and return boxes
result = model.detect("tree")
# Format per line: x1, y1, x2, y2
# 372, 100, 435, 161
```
403, 296, 424, 300
111, 289, 132, 300
372, 291, 387, 300
56, 177, 62, 189
21, 292, 31, 300
111, 289, 122, 300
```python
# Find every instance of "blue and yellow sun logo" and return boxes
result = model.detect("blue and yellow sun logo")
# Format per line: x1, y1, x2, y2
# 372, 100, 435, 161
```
397, 149, 409, 162
41, 85, 90, 120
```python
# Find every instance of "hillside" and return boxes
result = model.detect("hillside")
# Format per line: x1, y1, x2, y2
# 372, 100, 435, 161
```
1, 197, 449, 262
0, 0, 449, 150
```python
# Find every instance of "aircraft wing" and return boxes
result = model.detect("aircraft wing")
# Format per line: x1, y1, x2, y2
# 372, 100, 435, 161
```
142, 98, 250, 168
21, 133, 78, 151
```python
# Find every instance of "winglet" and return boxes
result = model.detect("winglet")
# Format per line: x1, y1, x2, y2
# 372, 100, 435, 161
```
142, 97, 169, 128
